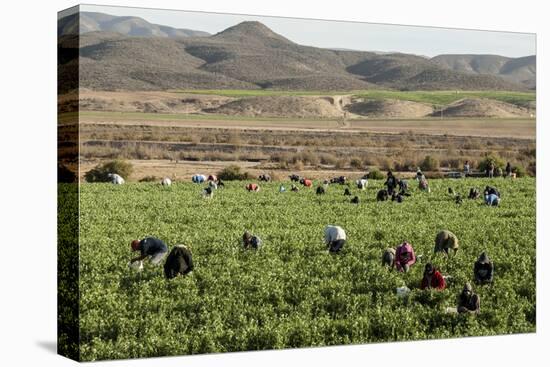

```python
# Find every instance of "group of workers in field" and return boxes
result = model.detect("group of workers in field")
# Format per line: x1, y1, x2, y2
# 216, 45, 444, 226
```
127, 167, 505, 316
129, 225, 489, 315
380, 229, 491, 314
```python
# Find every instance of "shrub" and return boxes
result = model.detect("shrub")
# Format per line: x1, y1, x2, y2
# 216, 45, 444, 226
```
84, 160, 133, 183
217, 165, 250, 181
293, 160, 305, 171
527, 161, 536, 176
512, 165, 527, 178
367, 168, 385, 180
419, 155, 440, 172
478, 154, 505, 172
378, 157, 394, 171
334, 159, 348, 169
319, 153, 338, 166
350, 157, 364, 170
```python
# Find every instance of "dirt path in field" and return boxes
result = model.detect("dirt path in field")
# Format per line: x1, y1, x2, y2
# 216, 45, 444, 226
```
79, 114, 536, 139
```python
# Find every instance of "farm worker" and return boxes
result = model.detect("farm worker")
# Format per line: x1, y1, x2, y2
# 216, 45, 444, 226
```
419, 177, 430, 192
485, 193, 500, 206
324, 225, 346, 253
455, 194, 463, 204
376, 189, 389, 201
203, 186, 214, 198
163, 245, 194, 279
398, 179, 409, 195
279, 184, 286, 193
457, 283, 480, 314
474, 252, 494, 284
356, 178, 368, 190
192, 174, 206, 183
344, 188, 352, 196
300, 178, 313, 187
246, 183, 260, 192
391, 192, 404, 203
208, 174, 217, 182
463, 160, 470, 176
468, 188, 480, 199
384, 171, 398, 195
289, 174, 300, 182
259, 174, 271, 182
382, 248, 396, 268
395, 242, 416, 272
130, 237, 168, 266
420, 263, 446, 290
434, 230, 459, 256
290, 184, 299, 192
505, 162, 512, 177
416, 168, 424, 181
107, 173, 124, 184
243, 231, 262, 249
486, 162, 495, 178
208, 180, 218, 190
316, 186, 326, 195
484, 186, 500, 197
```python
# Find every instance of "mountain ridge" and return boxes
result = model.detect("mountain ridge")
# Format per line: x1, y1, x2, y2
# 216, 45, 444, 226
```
58, 12, 535, 92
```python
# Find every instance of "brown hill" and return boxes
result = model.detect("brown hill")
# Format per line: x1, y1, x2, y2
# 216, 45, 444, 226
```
59, 15, 531, 92
434, 98, 531, 118
58, 11, 210, 38
431, 54, 536, 89
206, 96, 349, 118
347, 99, 433, 118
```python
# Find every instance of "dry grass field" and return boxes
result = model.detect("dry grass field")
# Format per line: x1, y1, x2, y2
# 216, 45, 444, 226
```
59, 89, 535, 182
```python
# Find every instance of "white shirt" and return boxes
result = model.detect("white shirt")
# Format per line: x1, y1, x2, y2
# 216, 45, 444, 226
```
324, 225, 346, 244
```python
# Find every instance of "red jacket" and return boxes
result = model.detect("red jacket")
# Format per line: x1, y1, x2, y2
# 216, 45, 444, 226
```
421, 270, 446, 290
303, 179, 313, 187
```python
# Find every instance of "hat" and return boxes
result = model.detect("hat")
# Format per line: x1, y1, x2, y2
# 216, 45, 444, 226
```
424, 263, 434, 274
131, 240, 140, 251
463, 282, 473, 293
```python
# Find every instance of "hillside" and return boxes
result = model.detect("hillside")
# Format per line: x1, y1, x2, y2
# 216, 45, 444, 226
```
58, 11, 210, 38
431, 54, 536, 89
58, 13, 534, 92
433, 98, 532, 118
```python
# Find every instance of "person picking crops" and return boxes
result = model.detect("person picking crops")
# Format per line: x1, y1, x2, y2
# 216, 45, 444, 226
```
130, 237, 168, 266
457, 283, 480, 314
384, 171, 398, 195
246, 183, 260, 192
474, 252, 494, 284
420, 263, 446, 290
324, 225, 346, 253
485, 193, 500, 206
382, 248, 396, 268
484, 185, 500, 198
395, 241, 416, 272
164, 245, 194, 279
243, 231, 262, 250
434, 230, 459, 256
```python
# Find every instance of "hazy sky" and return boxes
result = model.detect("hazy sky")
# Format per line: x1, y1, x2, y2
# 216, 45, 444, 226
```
76, 4, 536, 58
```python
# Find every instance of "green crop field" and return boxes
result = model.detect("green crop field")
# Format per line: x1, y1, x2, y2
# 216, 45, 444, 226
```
71, 177, 536, 361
